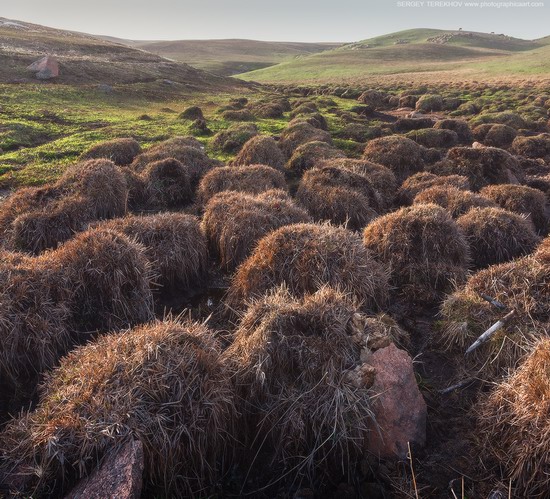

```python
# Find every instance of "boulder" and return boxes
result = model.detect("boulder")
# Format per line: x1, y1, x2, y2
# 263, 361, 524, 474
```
27, 55, 59, 80
65, 439, 144, 499
366, 343, 426, 459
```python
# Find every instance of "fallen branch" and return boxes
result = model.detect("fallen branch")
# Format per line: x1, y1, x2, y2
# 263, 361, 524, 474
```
465, 309, 516, 355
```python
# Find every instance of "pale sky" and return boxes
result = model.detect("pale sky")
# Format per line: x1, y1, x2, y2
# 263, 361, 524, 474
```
2, 0, 548, 42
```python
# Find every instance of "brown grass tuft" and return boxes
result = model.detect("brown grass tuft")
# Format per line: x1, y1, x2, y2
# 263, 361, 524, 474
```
406, 128, 459, 149
201, 190, 310, 270
140, 158, 193, 209
211, 123, 258, 154
433, 119, 473, 144
0, 319, 236, 497
429, 146, 522, 190
363, 204, 469, 305
286, 140, 345, 177
413, 185, 496, 218
96, 213, 207, 292
320, 158, 398, 210
457, 207, 541, 268
473, 123, 517, 148
80, 138, 142, 166
480, 184, 549, 234
477, 338, 550, 497
226, 222, 389, 312
0, 160, 128, 253
362, 135, 424, 183
224, 286, 380, 487
439, 249, 549, 379
0, 229, 154, 408
296, 165, 382, 230
197, 164, 287, 203
278, 121, 332, 158
397, 172, 471, 205
231, 135, 285, 171
131, 138, 220, 186
511, 133, 550, 159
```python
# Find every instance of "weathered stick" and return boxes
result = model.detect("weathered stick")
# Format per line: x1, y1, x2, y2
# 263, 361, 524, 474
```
465, 309, 516, 355
477, 292, 506, 310
439, 378, 476, 395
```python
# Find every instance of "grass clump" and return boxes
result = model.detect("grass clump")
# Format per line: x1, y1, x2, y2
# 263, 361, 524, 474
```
433, 119, 473, 144
226, 222, 389, 312
363, 204, 469, 306
231, 135, 285, 171
430, 146, 522, 190
140, 158, 193, 209
80, 138, 142, 166
406, 128, 459, 149
296, 165, 382, 230
480, 184, 549, 235
321, 158, 398, 210
473, 123, 517, 148
397, 172, 470, 205
511, 134, 550, 159
179, 105, 204, 120
440, 249, 550, 378
415, 94, 443, 113
457, 207, 540, 268
362, 135, 423, 183
96, 213, 207, 292
0, 319, 235, 497
198, 164, 286, 203
477, 339, 550, 497
201, 190, 310, 271
211, 123, 258, 154
286, 140, 345, 177
413, 185, 496, 218
224, 286, 380, 490
278, 121, 332, 158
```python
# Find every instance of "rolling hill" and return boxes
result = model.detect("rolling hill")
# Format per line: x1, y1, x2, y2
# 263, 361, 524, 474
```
237, 28, 550, 83
0, 18, 244, 90
105, 38, 342, 76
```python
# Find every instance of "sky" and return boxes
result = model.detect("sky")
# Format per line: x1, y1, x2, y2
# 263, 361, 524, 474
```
1, 0, 548, 42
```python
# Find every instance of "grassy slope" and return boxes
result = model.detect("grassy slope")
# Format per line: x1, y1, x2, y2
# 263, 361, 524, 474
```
0, 17, 242, 88
238, 29, 550, 83
107, 38, 342, 76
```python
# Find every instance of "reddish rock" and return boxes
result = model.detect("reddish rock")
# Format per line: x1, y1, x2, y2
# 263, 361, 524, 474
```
27, 55, 59, 80
65, 439, 144, 499
366, 343, 426, 459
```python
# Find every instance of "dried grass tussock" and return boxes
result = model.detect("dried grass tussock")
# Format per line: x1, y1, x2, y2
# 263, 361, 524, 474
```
80, 137, 142, 166
226, 222, 389, 313
0, 228, 154, 407
397, 172, 471, 205
231, 135, 286, 171
439, 249, 550, 378
0, 159, 128, 253
362, 135, 424, 183
457, 207, 540, 268
197, 164, 287, 203
477, 338, 550, 497
225, 286, 390, 484
320, 158, 398, 210
296, 165, 382, 230
96, 213, 207, 292
363, 204, 469, 305
201, 190, 311, 271
0, 320, 236, 497
413, 185, 496, 218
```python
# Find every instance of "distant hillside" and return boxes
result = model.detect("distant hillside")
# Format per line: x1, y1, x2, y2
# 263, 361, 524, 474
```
108, 38, 342, 76
0, 18, 244, 89
237, 28, 550, 83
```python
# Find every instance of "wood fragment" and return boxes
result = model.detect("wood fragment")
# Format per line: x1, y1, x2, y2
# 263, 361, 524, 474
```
465, 309, 516, 355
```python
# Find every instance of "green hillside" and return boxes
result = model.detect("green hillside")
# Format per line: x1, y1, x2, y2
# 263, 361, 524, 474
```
237, 29, 550, 83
